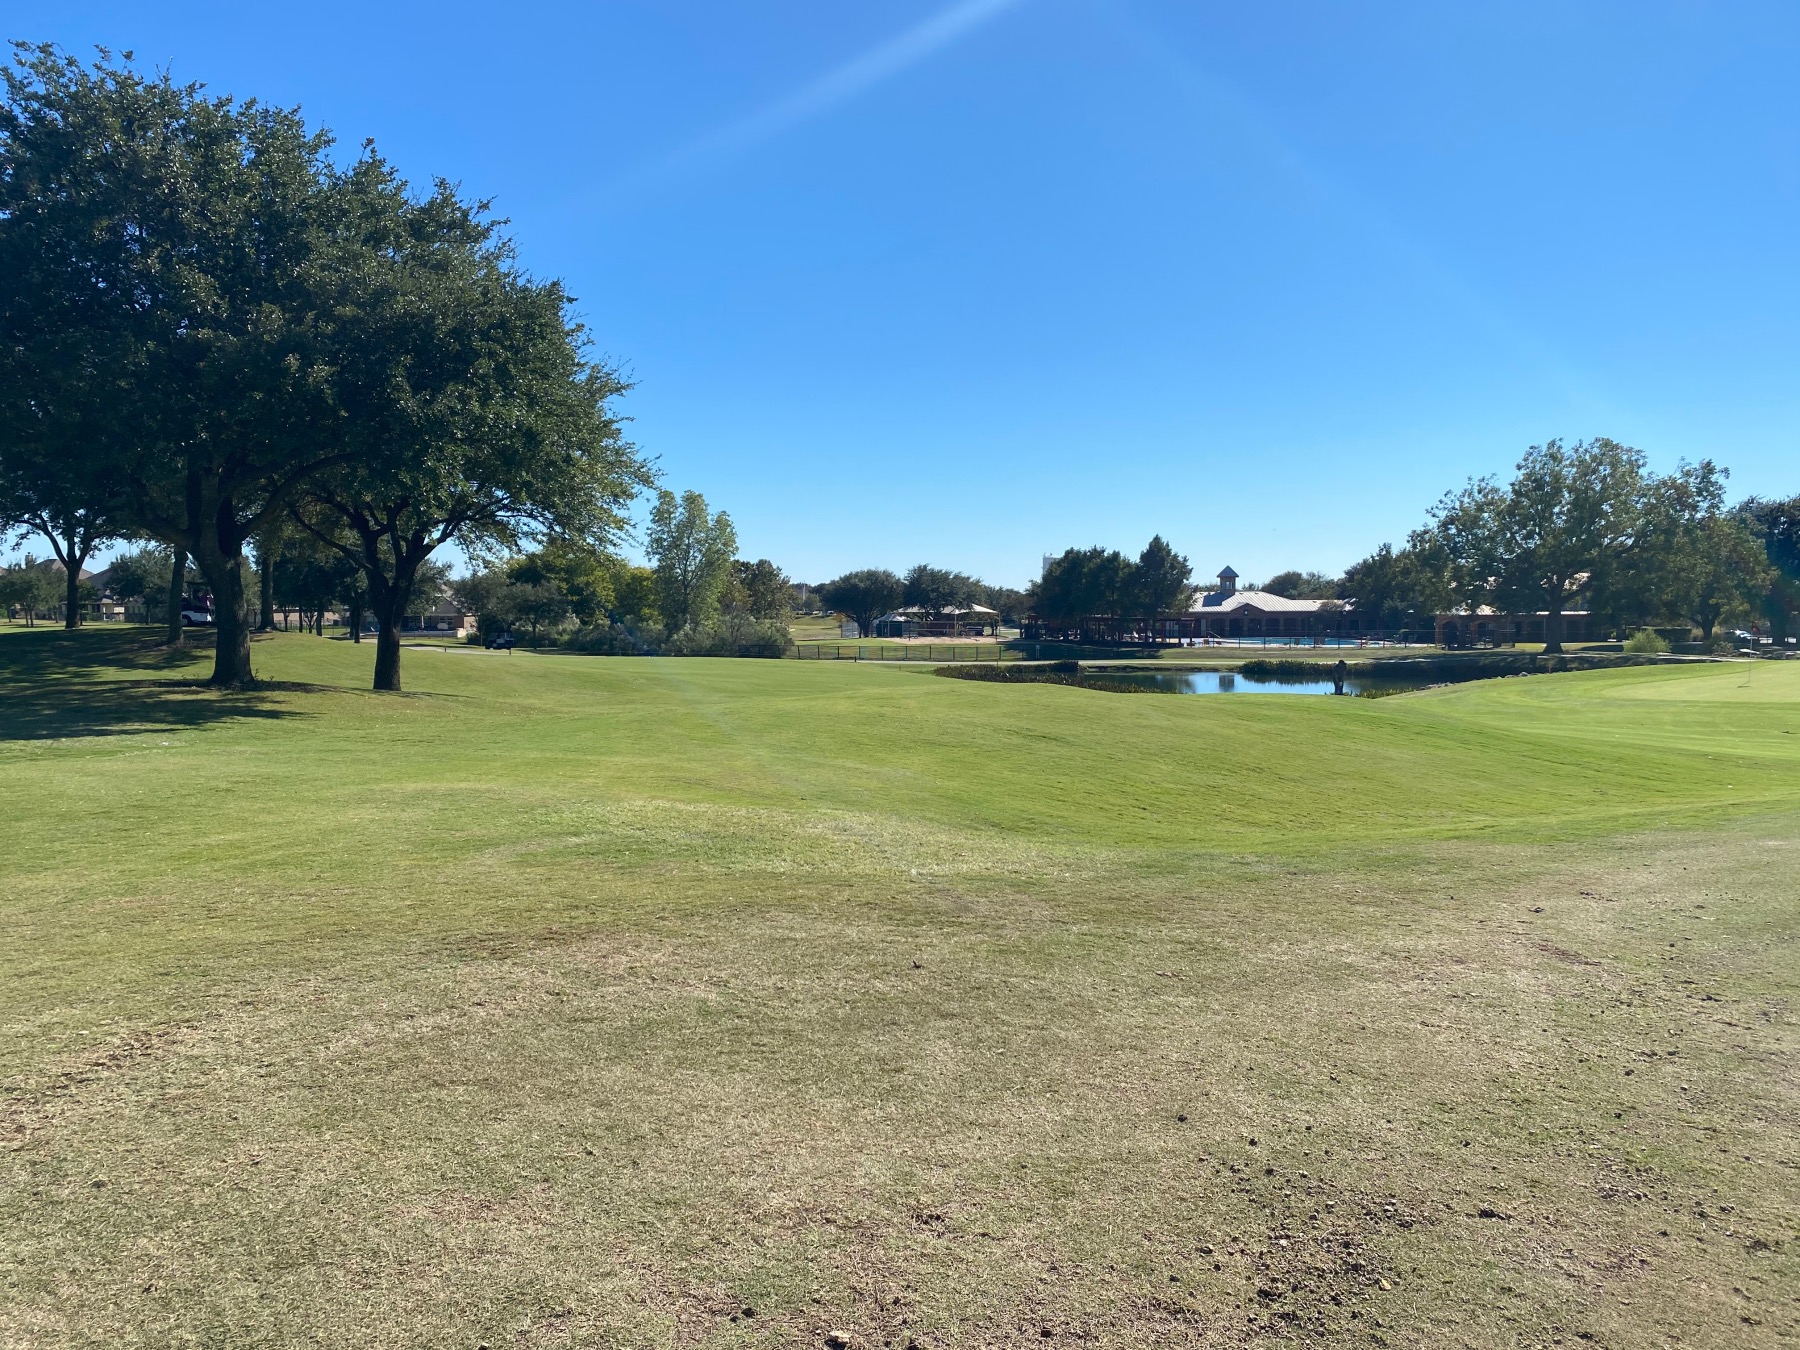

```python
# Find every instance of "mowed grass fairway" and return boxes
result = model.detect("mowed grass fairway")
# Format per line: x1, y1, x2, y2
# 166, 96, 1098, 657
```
2, 630, 1798, 1349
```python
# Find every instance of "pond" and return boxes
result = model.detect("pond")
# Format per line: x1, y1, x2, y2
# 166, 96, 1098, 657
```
1099, 670, 1436, 696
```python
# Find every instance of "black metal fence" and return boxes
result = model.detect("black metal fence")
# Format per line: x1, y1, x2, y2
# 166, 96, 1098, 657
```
796, 643, 1013, 662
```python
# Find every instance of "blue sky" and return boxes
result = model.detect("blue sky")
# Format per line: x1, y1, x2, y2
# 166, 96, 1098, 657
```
7, 0, 1797, 586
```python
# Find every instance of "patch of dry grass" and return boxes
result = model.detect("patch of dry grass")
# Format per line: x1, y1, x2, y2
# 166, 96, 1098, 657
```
4, 825, 1795, 1348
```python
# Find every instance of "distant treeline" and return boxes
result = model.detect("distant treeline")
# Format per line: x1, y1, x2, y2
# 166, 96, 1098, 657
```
1024, 441, 1797, 654
814, 566, 1031, 639
1335, 441, 1795, 651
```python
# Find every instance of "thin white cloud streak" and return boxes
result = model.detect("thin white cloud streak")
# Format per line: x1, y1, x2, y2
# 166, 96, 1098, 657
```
1099, 0, 1618, 424
682, 0, 1026, 162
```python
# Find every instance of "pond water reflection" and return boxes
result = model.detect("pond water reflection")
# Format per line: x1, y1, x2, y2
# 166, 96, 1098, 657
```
1102, 670, 1433, 696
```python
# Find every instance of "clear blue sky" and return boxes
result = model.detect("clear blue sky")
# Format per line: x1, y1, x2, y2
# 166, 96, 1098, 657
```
8, 0, 1797, 586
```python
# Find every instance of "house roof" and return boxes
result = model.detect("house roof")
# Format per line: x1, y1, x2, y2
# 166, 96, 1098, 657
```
41, 561, 98, 581
1189, 589, 1340, 614
1217, 565, 1239, 579
1438, 606, 1592, 619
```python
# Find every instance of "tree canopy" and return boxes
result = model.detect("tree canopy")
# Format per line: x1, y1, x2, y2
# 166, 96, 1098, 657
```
1029, 537, 1191, 639
1736, 496, 1800, 642
647, 490, 737, 634
288, 155, 647, 689
0, 44, 649, 687
820, 569, 903, 639
1339, 536, 1450, 633
0, 44, 357, 682
902, 565, 982, 617
728, 559, 793, 621
1261, 570, 1340, 601
1431, 438, 1649, 652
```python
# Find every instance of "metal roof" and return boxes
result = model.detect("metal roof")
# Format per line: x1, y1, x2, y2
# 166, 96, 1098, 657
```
886, 604, 998, 616
1188, 589, 1344, 614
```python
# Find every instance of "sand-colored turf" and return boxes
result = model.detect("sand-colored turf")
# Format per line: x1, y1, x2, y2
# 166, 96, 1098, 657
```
1, 627, 1796, 1347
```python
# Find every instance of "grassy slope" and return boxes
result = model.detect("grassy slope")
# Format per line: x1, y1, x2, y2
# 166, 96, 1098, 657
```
1, 628, 1797, 1348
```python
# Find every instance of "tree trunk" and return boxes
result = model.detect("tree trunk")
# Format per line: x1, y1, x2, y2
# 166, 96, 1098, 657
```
350, 596, 363, 643
1542, 600, 1565, 655
63, 542, 82, 630
258, 553, 275, 631
373, 620, 403, 692
164, 550, 187, 646
196, 547, 254, 687
1768, 591, 1792, 643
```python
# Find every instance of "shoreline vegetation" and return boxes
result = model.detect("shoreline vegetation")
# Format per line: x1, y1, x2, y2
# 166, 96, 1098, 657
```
935, 649, 1713, 694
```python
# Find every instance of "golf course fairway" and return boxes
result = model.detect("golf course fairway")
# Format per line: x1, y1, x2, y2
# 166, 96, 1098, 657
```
2, 627, 1796, 1348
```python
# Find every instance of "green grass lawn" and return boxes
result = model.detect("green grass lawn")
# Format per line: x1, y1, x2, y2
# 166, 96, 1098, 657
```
789, 615, 853, 643
2, 627, 1797, 1348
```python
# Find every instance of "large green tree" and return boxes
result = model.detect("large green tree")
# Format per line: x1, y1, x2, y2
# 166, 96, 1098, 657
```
271, 529, 361, 636
0, 456, 119, 629
1433, 439, 1647, 653
0, 555, 61, 625
500, 542, 626, 629
819, 569, 903, 639
1340, 534, 1451, 634
1261, 570, 1339, 601
1126, 535, 1193, 638
729, 559, 792, 621
0, 45, 355, 685
1682, 514, 1767, 643
1735, 496, 1800, 642
646, 490, 737, 634
902, 565, 981, 619
1588, 459, 1730, 635
1029, 546, 1138, 639
1028, 539, 1191, 640
290, 156, 647, 690
102, 546, 172, 612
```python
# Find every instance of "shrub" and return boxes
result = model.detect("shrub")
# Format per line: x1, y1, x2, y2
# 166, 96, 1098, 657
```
1239, 658, 1329, 679
935, 662, 1155, 693
1623, 628, 1670, 654
937, 660, 1080, 683
663, 613, 793, 658
567, 622, 661, 655
560, 615, 793, 657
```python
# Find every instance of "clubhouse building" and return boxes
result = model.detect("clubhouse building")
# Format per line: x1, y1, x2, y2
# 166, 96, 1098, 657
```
1183, 567, 1344, 639
1177, 567, 1594, 645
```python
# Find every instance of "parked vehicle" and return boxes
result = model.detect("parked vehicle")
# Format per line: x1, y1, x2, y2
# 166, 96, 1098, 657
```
179, 598, 215, 627
484, 631, 514, 650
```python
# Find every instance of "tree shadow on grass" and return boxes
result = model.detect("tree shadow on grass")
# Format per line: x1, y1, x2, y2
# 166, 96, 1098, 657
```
0, 625, 307, 741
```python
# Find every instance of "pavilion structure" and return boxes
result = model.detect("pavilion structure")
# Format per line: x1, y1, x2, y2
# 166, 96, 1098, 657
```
873, 604, 1001, 638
